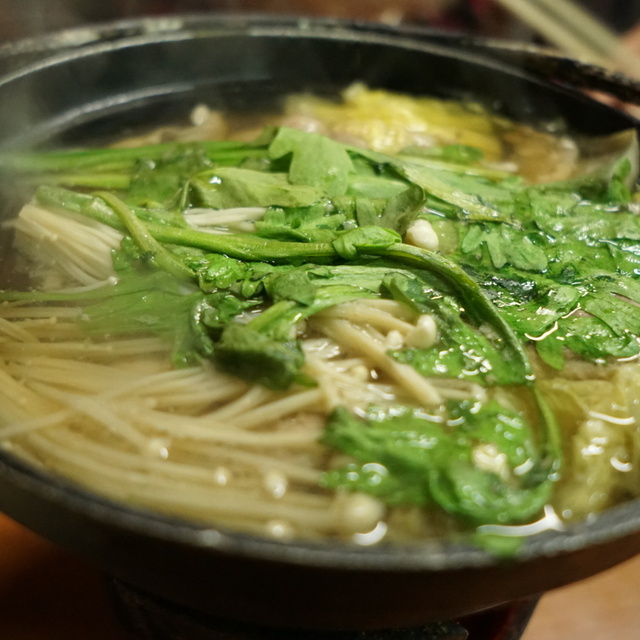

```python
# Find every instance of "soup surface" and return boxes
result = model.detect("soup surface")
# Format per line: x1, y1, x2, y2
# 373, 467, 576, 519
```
1, 85, 639, 549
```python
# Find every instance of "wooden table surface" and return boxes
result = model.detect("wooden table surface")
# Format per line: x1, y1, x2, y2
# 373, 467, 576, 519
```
0, 513, 638, 640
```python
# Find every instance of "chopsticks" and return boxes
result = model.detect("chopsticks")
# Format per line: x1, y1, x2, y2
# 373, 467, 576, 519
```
494, 0, 640, 77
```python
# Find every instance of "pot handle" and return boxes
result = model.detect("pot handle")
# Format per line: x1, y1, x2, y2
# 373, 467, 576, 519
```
457, 38, 640, 108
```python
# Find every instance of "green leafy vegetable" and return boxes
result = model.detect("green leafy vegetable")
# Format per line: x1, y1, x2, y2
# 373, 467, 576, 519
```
322, 398, 559, 525
11, 124, 640, 539
192, 167, 325, 209
268, 126, 355, 197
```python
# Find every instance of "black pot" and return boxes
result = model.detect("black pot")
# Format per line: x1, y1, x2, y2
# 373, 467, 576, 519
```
0, 14, 639, 632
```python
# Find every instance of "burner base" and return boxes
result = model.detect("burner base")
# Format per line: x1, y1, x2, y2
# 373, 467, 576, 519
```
108, 578, 537, 640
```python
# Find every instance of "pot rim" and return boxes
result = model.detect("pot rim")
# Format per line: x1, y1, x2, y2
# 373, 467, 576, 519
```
3, 13, 640, 107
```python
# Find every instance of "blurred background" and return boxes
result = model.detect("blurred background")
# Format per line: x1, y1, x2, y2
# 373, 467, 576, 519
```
0, 0, 639, 44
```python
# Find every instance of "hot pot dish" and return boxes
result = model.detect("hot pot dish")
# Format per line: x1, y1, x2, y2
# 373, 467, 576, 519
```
0, 15, 639, 630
